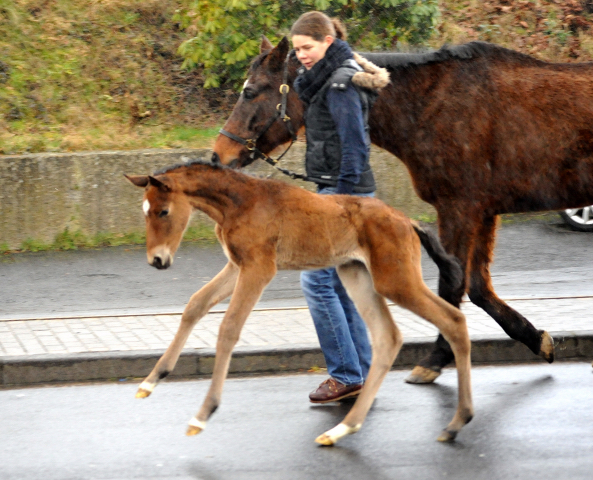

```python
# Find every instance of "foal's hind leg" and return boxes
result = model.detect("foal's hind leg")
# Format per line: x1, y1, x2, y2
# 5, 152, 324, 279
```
397, 285, 473, 441
315, 262, 403, 446
136, 262, 239, 398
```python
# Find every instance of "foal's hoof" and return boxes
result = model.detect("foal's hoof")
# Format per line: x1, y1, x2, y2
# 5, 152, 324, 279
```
437, 428, 457, 443
405, 366, 441, 384
135, 388, 152, 399
186, 418, 206, 436
539, 331, 555, 363
315, 423, 361, 446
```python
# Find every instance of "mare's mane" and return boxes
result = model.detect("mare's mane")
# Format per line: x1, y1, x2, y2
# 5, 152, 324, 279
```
359, 41, 542, 70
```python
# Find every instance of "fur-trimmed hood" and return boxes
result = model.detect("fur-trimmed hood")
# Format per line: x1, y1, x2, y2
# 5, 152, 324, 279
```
352, 53, 390, 91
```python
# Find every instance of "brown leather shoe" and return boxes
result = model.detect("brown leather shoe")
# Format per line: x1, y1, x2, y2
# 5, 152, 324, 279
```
309, 377, 362, 404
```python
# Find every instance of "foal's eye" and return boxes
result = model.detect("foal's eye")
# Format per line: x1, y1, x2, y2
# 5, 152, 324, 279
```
158, 210, 169, 218
243, 88, 256, 100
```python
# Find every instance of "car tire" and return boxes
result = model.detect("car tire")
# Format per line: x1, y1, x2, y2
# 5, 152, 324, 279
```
559, 206, 593, 232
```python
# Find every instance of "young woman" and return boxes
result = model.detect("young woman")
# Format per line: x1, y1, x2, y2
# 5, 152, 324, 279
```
290, 11, 389, 403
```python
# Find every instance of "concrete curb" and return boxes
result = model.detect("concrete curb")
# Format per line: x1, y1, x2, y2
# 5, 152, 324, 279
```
1, 330, 592, 387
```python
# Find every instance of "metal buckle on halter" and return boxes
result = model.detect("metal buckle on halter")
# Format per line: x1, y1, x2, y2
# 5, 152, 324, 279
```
245, 139, 256, 151
279, 84, 290, 94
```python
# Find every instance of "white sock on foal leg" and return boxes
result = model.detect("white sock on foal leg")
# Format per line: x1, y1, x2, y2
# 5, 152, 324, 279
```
186, 417, 207, 436
315, 423, 362, 446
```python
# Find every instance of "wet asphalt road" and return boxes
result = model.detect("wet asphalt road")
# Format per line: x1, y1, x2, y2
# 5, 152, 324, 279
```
1, 362, 593, 480
0, 218, 591, 320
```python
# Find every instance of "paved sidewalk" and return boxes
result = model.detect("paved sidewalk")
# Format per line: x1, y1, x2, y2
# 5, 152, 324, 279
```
1, 296, 592, 386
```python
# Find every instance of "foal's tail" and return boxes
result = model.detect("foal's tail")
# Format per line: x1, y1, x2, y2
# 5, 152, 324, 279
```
412, 223, 465, 299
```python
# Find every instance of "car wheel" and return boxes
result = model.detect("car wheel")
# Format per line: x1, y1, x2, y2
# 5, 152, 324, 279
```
559, 206, 593, 232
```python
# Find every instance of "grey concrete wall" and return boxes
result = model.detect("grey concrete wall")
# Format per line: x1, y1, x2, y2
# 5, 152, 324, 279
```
0, 144, 434, 249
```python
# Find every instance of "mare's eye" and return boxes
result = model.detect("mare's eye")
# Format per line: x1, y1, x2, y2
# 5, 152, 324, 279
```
243, 88, 256, 100
158, 210, 169, 218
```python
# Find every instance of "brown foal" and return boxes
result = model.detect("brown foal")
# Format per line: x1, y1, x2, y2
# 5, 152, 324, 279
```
126, 160, 473, 445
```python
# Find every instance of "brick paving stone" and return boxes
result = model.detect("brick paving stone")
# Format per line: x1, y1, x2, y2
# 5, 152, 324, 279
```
0, 297, 592, 357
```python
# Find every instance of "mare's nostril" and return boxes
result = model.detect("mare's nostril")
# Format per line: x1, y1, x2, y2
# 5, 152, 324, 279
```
211, 152, 220, 164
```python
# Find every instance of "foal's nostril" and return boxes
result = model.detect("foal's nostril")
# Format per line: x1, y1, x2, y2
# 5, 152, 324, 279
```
152, 256, 163, 269
211, 152, 220, 164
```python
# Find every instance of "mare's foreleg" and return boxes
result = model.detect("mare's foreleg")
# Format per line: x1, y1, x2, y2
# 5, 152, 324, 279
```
315, 261, 403, 446
187, 262, 276, 436
136, 262, 238, 398
467, 216, 554, 362
407, 213, 476, 384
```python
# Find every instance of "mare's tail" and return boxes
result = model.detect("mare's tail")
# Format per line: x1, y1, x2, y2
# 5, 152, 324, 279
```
412, 223, 465, 300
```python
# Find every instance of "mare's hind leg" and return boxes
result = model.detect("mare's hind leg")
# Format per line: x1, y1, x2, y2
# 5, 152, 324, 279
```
187, 261, 276, 436
136, 262, 238, 398
315, 261, 403, 446
467, 216, 554, 362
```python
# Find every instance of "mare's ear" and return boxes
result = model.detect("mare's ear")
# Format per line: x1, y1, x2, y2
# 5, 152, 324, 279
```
267, 36, 290, 71
148, 175, 172, 192
125, 174, 149, 188
260, 35, 273, 54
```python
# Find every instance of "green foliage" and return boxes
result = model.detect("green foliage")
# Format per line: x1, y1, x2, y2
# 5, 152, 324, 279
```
176, 0, 440, 89
11, 225, 217, 254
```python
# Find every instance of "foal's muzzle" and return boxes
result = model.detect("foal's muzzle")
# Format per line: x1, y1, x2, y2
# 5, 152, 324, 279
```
150, 254, 171, 270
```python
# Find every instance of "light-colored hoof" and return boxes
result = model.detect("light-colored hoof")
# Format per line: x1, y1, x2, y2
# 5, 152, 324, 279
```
437, 428, 457, 443
135, 388, 152, 399
315, 423, 361, 446
315, 433, 336, 446
186, 425, 204, 436
405, 366, 441, 384
539, 331, 555, 363
186, 418, 206, 437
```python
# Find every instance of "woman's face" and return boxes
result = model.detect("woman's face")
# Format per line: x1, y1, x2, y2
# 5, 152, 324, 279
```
292, 35, 334, 70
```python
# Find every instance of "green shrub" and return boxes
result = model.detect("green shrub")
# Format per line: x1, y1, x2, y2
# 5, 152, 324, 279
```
176, 0, 440, 89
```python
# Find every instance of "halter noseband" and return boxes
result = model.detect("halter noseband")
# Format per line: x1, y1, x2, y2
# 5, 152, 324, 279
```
219, 51, 310, 181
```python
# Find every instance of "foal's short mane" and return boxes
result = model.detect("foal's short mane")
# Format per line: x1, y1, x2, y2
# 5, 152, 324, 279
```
153, 159, 226, 176
359, 41, 542, 69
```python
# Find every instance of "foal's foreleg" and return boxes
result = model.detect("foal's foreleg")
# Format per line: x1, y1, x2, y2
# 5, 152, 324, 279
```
136, 262, 239, 398
187, 263, 276, 436
315, 262, 403, 446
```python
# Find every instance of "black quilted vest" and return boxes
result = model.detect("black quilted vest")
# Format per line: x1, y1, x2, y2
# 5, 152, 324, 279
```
303, 59, 376, 193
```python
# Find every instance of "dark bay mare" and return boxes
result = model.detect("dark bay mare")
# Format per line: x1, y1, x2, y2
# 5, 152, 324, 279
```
212, 36, 593, 382
125, 160, 473, 444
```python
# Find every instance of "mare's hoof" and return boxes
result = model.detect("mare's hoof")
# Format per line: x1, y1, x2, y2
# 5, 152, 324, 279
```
405, 366, 441, 384
135, 388, 152, 399
437, 428, 457, 443
539, 331, 555, 363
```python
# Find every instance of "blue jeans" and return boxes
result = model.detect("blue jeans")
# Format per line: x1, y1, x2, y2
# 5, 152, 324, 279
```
300, 186, 374, 386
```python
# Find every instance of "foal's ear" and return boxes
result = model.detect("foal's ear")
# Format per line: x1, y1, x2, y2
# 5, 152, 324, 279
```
260, 35, 273, 54
148, 175, 172, 192
125, 174, 149, 188
267, 36, 290, 71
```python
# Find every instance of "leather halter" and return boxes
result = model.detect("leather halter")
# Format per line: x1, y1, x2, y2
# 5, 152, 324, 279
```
219, 51, 310, 181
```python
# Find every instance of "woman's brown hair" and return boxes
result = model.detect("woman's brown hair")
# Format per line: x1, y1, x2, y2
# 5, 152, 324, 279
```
290, 11, 347, 41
